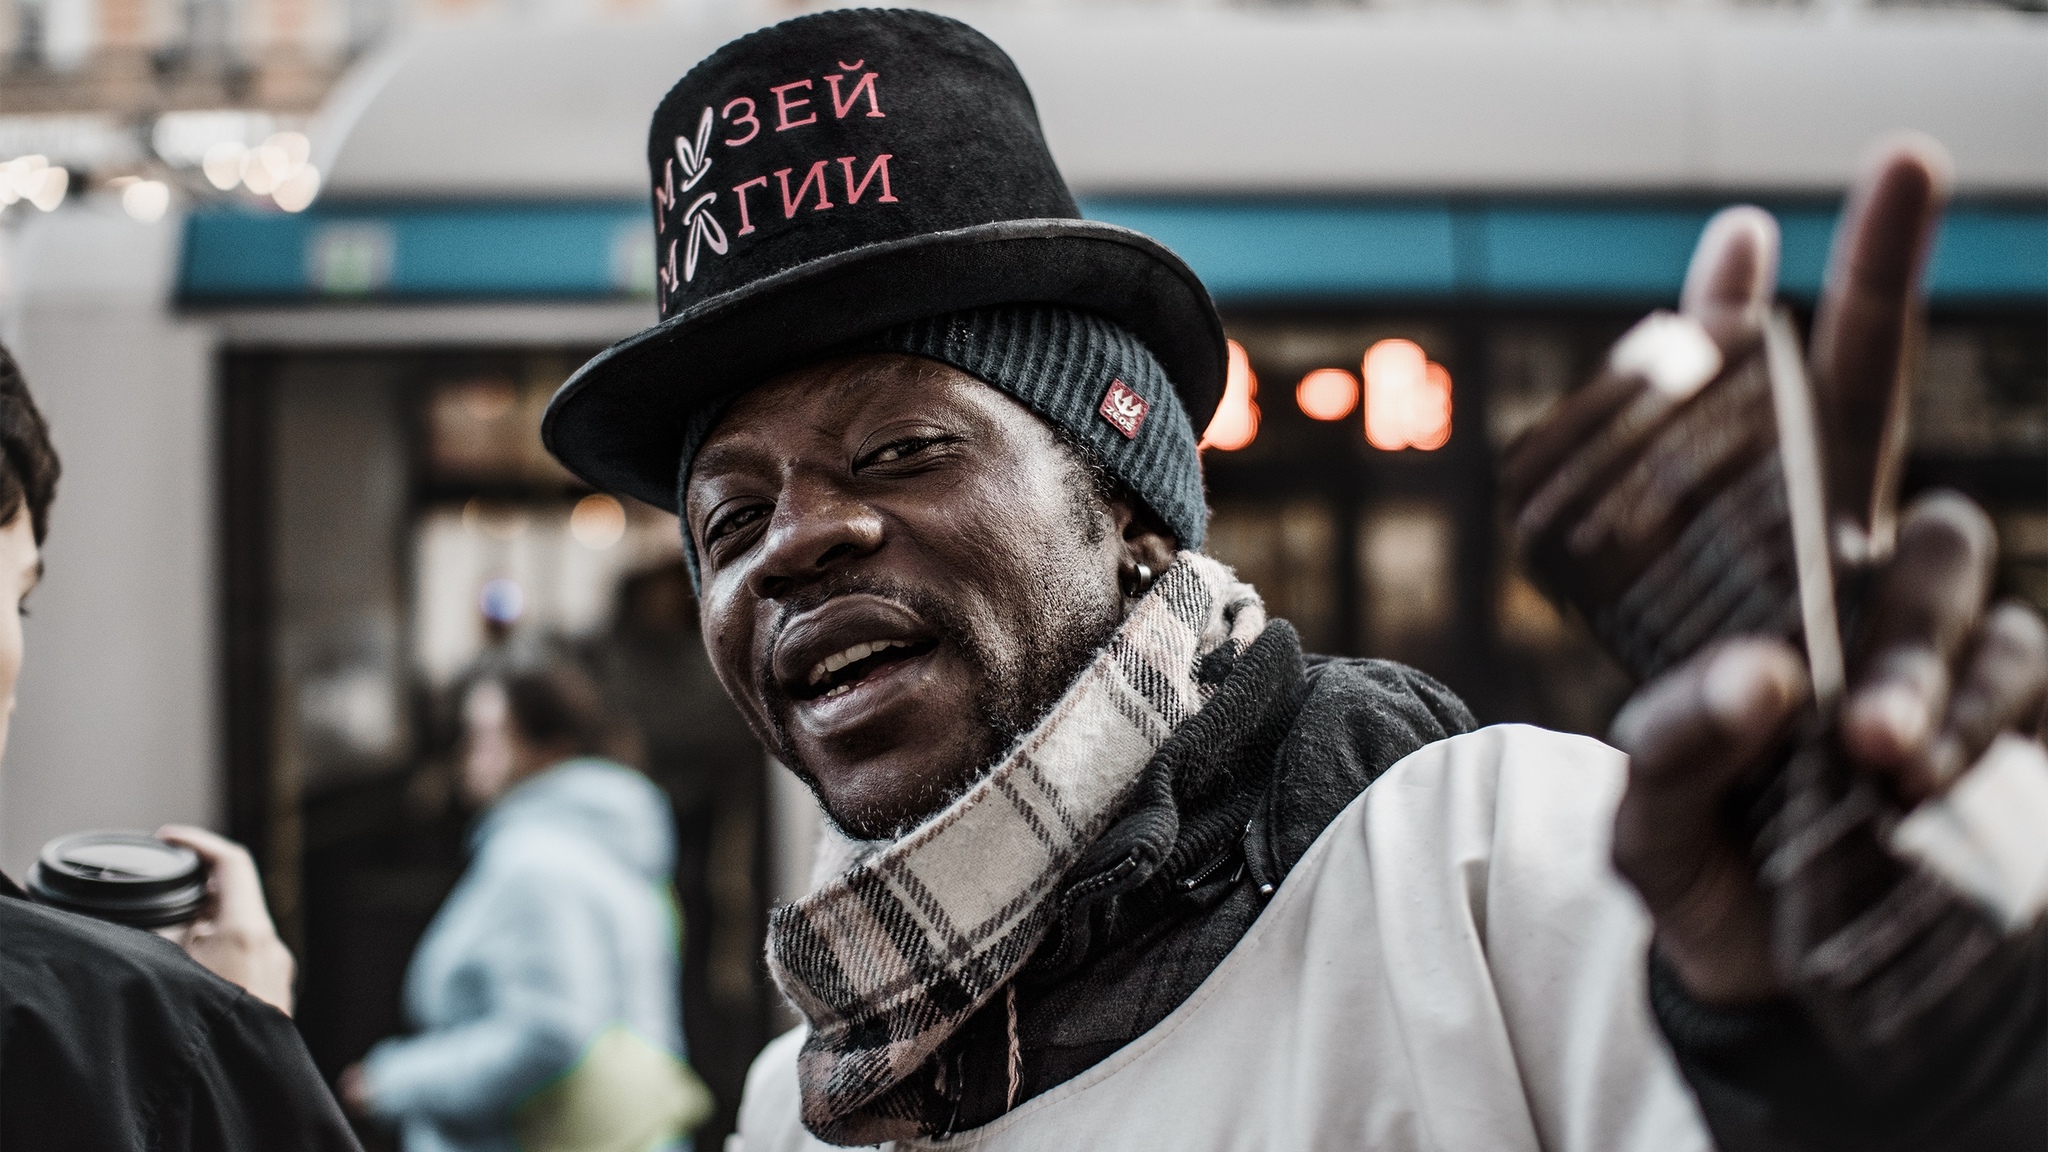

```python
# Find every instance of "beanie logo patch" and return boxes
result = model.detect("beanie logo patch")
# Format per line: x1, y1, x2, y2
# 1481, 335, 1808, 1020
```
1099, 378, 1148, 439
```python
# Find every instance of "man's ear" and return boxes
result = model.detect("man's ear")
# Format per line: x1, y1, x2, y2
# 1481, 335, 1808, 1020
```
1108, 495, 1179, 576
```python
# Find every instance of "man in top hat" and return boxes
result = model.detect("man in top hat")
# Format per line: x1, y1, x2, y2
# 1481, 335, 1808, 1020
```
543, 10, 2048, 1150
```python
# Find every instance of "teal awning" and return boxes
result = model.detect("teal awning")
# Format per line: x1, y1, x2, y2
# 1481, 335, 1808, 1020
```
179, 197, 2048, 306
1089, 200, 2047, 304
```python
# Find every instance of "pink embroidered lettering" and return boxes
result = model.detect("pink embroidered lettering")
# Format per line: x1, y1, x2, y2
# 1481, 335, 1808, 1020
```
775, 161, 834, 218
653, 158, 675, 232
658, 238, 679, 296
823, 71, 884, 119
731, 176, 768, 236
771, 80, 817, 131
721, 97, 760, 147
837, 155, 897, 204
1099, 379, 1149, 439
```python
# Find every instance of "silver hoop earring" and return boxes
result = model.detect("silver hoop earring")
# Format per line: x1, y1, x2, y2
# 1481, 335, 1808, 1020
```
1124, 562, 1154, 597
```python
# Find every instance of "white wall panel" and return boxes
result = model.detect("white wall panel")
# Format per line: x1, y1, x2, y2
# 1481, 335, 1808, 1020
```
0, 207, 218, 877
318, 7, 2048, 199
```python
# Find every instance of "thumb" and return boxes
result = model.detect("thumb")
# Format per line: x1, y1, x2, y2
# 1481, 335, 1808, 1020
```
1609, 641, 1809, 912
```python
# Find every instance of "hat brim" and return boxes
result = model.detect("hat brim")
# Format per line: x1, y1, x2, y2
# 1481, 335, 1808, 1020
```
541, 218, 1226, 513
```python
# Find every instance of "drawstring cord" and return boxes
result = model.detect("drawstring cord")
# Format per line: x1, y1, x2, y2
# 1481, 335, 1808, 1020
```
1005, 983, 1022, 1111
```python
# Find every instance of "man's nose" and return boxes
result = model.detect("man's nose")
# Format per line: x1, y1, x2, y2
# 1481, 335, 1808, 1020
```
747, 474, 885, 600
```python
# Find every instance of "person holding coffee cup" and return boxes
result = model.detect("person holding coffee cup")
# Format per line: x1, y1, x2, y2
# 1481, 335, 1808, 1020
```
20, 824, 297, 1015
0, 342, 359, 1150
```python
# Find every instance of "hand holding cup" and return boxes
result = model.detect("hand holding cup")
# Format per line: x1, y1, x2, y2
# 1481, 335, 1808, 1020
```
156, 823, 297, 1017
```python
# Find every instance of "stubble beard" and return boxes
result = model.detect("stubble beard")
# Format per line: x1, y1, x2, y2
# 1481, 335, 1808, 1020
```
765, 560, 1122, 843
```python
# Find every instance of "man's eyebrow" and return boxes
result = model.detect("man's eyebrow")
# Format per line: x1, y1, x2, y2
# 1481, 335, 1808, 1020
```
689, 439, 775, 487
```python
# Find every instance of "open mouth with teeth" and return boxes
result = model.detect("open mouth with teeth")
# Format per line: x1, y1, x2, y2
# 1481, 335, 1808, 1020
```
802, 637, 940, 700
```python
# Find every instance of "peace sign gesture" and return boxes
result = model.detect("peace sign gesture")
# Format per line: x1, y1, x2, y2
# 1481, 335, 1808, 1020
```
1507, 137, 2048, 1006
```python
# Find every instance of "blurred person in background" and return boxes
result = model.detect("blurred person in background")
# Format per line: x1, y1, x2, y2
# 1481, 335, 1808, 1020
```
0, 342, 360, 1149
342, 651, 711, 1152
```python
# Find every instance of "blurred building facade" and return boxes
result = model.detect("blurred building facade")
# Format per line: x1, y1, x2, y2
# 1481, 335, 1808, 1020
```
0, 1, 2041, 1147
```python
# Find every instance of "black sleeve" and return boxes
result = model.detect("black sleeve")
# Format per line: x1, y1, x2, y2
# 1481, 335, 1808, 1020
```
161, 992, 364, 1152
1649, 939, 2048, 1151
0, 892, 365, 1152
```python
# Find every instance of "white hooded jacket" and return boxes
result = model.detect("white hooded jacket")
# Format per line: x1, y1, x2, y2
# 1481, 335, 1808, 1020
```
738, 726, 1713, 1152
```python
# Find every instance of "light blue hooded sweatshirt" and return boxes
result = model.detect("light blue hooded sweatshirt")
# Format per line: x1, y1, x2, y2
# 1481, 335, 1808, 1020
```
363, 758, 689, 1152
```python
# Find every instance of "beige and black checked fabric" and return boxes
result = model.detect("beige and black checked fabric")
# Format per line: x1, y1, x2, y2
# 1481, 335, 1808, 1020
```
765, 552, 1265, 1145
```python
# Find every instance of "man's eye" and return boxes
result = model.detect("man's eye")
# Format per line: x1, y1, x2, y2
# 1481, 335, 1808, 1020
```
863, 436, 949, 467
705, 505, 767, 545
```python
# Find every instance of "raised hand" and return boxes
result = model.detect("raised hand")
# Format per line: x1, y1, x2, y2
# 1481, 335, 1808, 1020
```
1599, 140, 2048, 1005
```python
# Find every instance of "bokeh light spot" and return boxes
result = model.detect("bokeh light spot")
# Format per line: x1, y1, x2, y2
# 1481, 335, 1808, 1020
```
569, 493, 628, 550
202, 142, 247, 190
2, 157, 68, 212
122, 180, 170, 223
478, 577, 525, 625
1199, 338, 1260, 452
272, 164, 321, 213
240, 150, 279, 195
1363, 338, 1452, 451
1295, 368, 1359, 421
1413, 363, 1453, 450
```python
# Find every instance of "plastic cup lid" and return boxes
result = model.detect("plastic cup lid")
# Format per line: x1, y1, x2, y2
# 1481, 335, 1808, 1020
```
26, 830, 208, 928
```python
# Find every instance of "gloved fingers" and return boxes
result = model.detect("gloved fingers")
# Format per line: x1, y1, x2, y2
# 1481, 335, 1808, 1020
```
1679, 205, 1779, 356
1918, 602, 2048, 796
1807, 138, 1949, 531
1841, 492, 1998, 796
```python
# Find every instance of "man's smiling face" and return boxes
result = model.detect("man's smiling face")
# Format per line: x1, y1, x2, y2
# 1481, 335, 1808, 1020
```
686, 354, 1167, 838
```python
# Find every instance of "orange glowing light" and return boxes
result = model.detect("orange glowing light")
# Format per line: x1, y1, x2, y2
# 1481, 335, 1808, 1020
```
1413, 363, 1453, 450
1363, 338, 1452, 451
1295, 368, 1359, 421
1200, 339, 1260, 451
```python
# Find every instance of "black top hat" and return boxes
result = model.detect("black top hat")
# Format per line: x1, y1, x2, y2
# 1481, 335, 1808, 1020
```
542, 8, 1225, 514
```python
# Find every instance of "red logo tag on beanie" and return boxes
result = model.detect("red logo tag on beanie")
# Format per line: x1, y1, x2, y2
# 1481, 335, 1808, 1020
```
1099, 379, 1148, 439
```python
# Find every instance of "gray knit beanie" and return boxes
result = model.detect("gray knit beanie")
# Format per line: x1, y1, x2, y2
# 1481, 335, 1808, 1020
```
676, 303, 1206, 584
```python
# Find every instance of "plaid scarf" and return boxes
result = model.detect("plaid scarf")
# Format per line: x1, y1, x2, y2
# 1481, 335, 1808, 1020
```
765, 552, 1266, 1145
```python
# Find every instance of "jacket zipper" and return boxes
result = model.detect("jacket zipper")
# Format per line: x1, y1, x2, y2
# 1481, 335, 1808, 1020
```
1179, 820, 1254, 891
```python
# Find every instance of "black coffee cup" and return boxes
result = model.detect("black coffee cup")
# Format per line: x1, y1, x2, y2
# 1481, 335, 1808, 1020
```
27, 831, 208, 936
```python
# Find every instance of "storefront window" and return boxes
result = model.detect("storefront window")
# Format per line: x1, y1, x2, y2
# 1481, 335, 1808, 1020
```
223, 349, 774, 1142
1207, 498, 1341, 653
